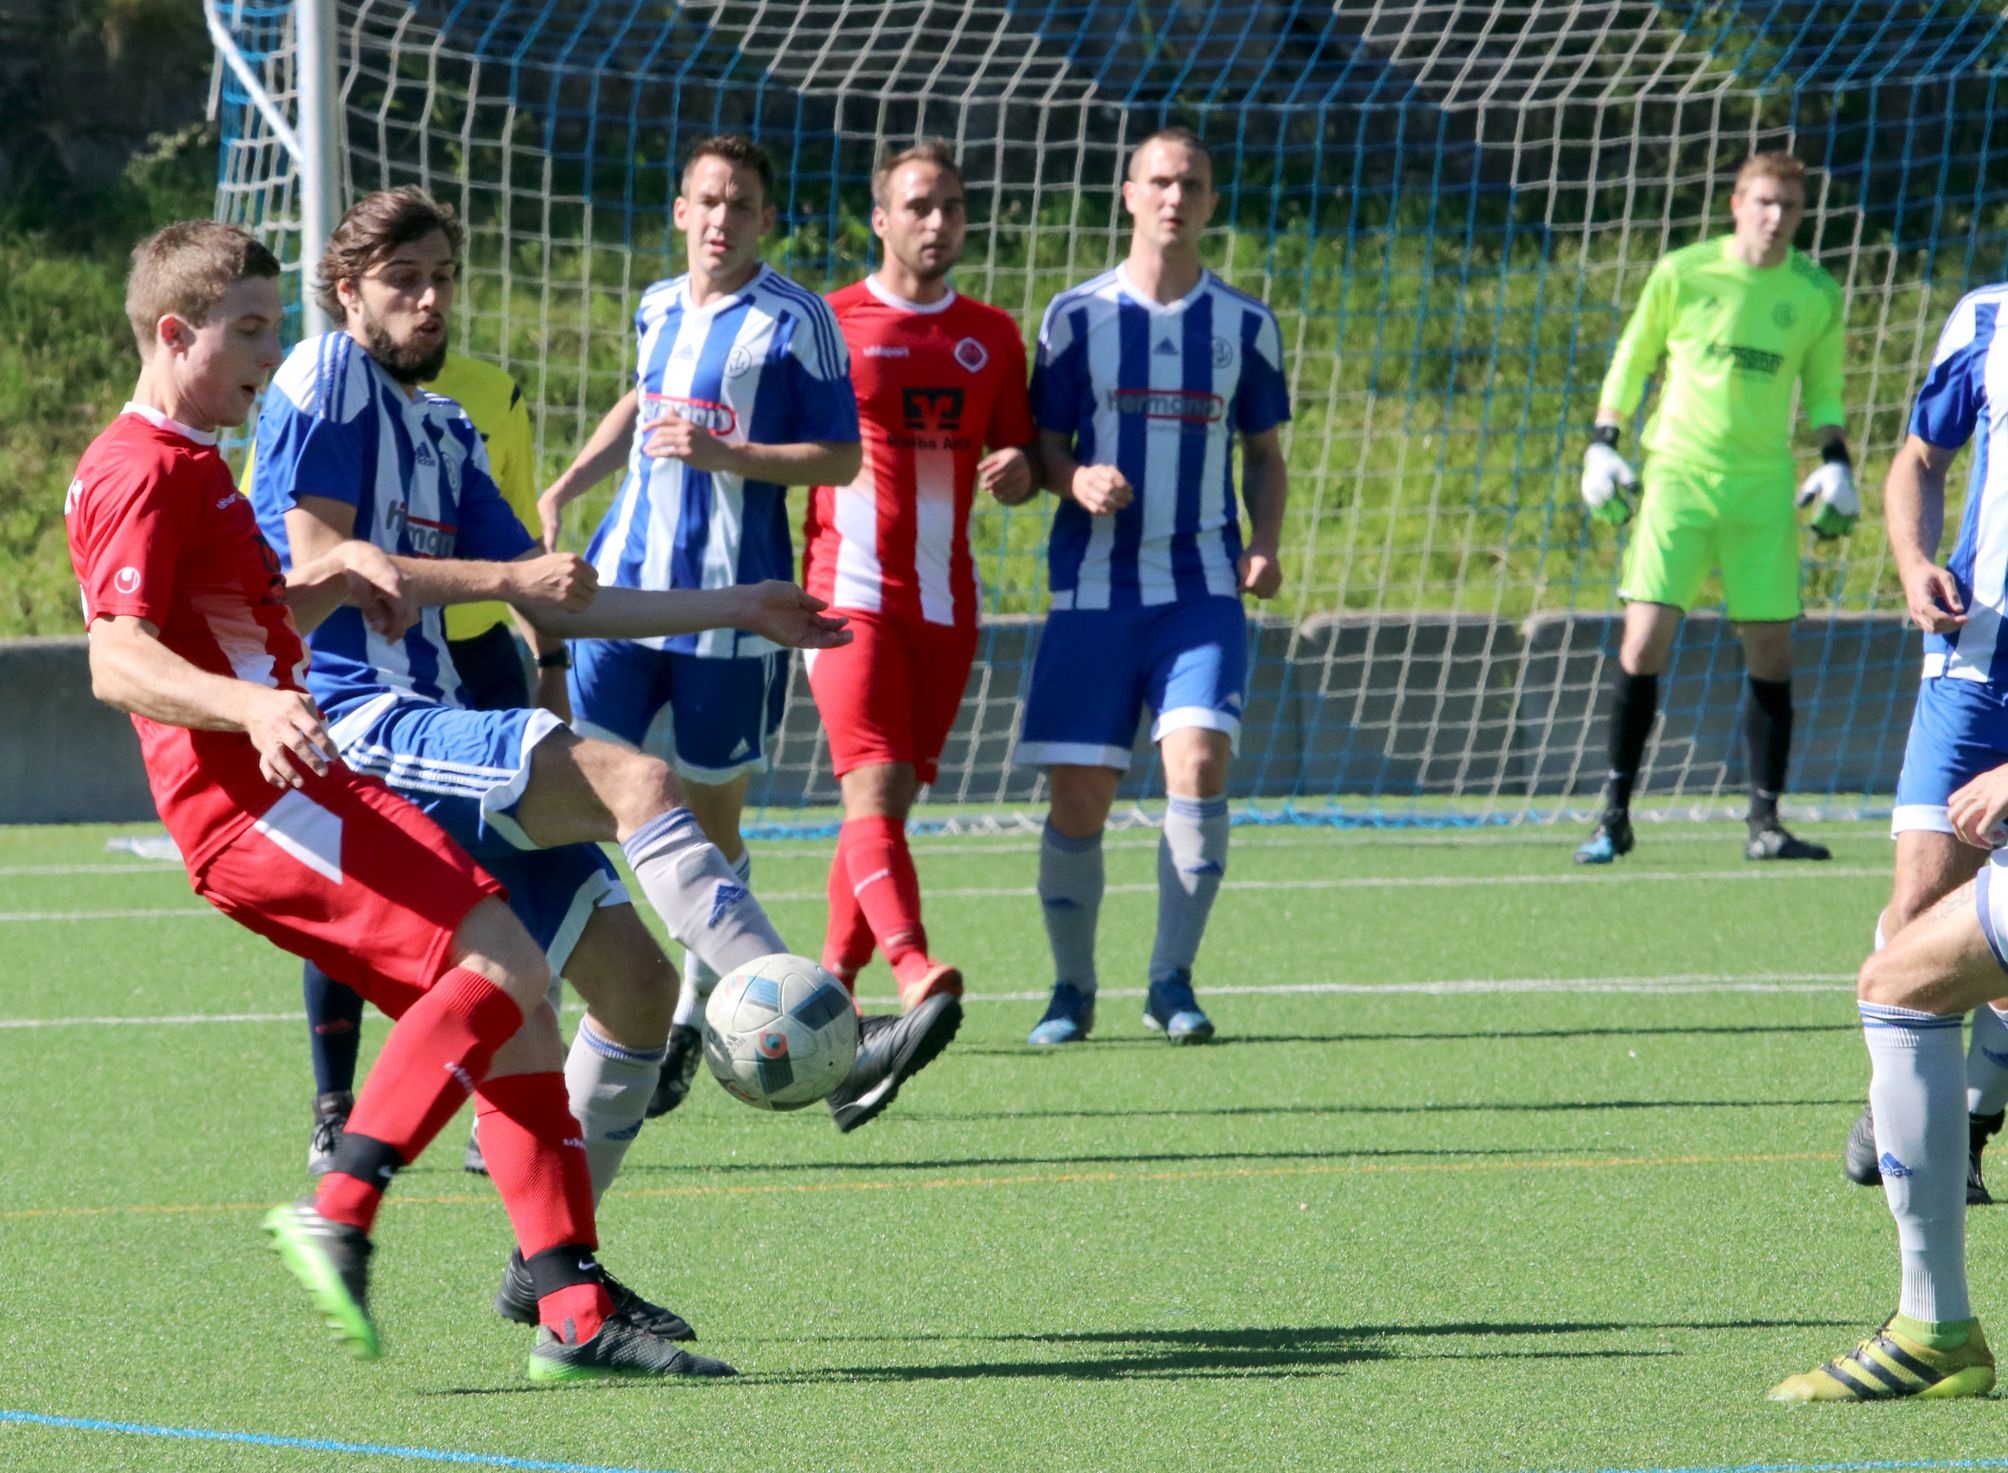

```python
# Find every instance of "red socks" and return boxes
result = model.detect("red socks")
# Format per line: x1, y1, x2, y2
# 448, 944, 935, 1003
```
822, 837, 875, 988
315, 967, 522, 1234
475, 1071, 608, 1339
837, 815, 930, 987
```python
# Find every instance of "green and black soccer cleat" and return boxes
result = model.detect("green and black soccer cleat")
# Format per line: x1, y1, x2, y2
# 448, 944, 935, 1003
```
528, 1315, 737, 1382
263, 1199, 379, 1360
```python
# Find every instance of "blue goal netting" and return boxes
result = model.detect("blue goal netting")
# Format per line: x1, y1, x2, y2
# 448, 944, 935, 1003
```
211, 1, 2008, 831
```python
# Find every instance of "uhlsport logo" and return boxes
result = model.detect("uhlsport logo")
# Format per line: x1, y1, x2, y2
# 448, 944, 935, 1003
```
1109, 388, 1227, 424
112, 566, 141, 595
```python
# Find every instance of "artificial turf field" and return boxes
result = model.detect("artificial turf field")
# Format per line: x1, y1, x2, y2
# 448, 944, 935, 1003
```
4, 816, 2007, 1473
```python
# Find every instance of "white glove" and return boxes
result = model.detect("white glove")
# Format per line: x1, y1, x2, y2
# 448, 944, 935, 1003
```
1580, 439, 1638, 526
1795, 454, 1858, 539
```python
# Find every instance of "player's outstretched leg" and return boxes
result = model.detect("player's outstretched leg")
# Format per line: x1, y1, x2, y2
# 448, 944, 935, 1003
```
825, 992, 963, 1133
1771, 873, 2001, 1402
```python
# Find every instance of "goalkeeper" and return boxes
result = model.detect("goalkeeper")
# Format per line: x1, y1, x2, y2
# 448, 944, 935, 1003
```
1576, 150, 1853, 865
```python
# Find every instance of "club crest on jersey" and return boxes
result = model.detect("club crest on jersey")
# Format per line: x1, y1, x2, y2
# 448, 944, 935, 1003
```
725, 345, 756, 377
1110, 388, 1227, 424
384, 501, 458, 558
646, 394, 739, 438
954, 336, 989, 373
1210, 336, 1237, 369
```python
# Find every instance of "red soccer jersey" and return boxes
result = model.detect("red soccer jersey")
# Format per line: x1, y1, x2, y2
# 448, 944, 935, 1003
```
804, 278, 1035, 628
66, 405, 313, 873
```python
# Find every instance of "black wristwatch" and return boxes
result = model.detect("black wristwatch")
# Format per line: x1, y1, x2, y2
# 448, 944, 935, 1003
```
537, 648, 571, 671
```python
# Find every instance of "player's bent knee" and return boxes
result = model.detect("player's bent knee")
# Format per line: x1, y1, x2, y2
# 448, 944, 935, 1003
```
488, 1001, 566, 1077
448, 896, 554, 1013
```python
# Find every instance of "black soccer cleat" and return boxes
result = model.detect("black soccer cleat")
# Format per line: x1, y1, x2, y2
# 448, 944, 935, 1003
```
463, 1117, 489, 1177
1972, 1109, 2004, 1207
307, 1090, 352, 1179
494, 1249, 695, 1341
645, 1022, 704, 1119
263, 1199, 379, 1359
826, 992, 962, 1134
1572, 809, 1634, 865
1843, 1100, 1881, 1186
527, 1315, 736, 1382
1746, 819, 1830, 861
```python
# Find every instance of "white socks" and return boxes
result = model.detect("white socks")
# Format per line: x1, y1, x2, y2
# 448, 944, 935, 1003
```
1862, 1000, 1971, 1324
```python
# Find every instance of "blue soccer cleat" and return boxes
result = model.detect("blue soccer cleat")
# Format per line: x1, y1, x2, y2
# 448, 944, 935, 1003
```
1573, 810, 1634, 865
1143, 972, 1215, 1045
1028, 982, 1096, 1045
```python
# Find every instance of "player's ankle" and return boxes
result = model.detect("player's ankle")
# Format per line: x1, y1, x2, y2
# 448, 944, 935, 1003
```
1894, 1311, 1977, 1349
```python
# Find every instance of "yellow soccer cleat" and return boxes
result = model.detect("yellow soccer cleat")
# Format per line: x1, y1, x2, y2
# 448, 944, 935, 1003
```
1768, 1317, 1994, 1402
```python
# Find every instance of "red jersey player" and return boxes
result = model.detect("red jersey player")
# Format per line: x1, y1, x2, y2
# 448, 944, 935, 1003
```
803, 142, 1037, 1009
66, 220, 731, 1382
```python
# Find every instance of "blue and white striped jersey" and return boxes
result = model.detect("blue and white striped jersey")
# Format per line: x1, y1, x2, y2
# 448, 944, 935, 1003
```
585, 264, 859, 658
249, 332, 535, 714
1910, 284, 2008, 683
1030, 265, 1290, 610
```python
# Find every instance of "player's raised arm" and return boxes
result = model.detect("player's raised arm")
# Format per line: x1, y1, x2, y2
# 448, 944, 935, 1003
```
513, 566, 850, 650
540, 388, 639, 550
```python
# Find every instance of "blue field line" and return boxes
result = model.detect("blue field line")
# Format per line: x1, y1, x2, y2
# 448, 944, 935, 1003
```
0, 1410, 685, 1473
1505, 1456, 2008, 1473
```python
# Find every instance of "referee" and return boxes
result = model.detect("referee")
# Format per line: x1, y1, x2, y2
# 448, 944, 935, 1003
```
1576, 151, 1855, 865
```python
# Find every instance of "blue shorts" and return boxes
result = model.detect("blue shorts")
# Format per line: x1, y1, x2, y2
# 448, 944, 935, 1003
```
325, 692, 623, 970
1015, 596, 1248, 770
569, 639, 788, 783
1893, 677, 2008, 836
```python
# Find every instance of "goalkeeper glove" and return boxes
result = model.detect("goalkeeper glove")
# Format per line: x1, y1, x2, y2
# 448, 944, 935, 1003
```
1795, 442, 1859, 539
1580, 425, 1637, 527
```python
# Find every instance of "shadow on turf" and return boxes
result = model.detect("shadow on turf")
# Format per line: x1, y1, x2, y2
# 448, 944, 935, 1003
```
955, 1022, 1859, 1055
919, 1096, 1860, 1122
611, 1144, 1606, 1178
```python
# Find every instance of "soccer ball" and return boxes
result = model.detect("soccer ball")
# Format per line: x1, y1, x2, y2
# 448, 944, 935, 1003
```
702, 953, 859, 1110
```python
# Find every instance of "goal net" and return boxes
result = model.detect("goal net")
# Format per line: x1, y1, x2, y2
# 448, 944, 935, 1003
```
210, 0, 2006, 831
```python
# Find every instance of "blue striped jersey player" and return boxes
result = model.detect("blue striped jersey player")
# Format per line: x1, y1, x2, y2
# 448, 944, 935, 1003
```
541, 138, 950, 1119
1018, 127, 1291, 1050
1833, 282, 2008, 1211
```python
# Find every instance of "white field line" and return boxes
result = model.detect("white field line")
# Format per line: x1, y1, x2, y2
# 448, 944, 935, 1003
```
0, 865, 1890, 923
0, 972, 1857, 1031
0, 825, 1884, 878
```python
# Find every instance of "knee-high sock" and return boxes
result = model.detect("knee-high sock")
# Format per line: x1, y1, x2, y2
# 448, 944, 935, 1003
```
1039, 821, 1103, 993
623, 812, 782, 991
304, 960, 365, 1097
315, 967, 522, 1234
1604, 669, 1659, 811
1863, 1000, 1970, 1324
822, 840, 876, 988
1968, 1003, 2008, 1117
475, 1070, 610, 1340
1149, 795, 1230, 985
1745, 676, 1793, 823
842, 815, 929, 984
565, 1018, 666, 1204
671, 848, 749, 1027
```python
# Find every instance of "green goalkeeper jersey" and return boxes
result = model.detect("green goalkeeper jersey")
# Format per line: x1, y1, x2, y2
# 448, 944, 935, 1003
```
1599, 236, 1846, 477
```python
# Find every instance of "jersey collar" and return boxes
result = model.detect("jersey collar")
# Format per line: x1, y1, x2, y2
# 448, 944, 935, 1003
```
682, 262, 769, 315
864, 274, 957, 315
1114, 263, 1213, 315
122, 400, 219, 446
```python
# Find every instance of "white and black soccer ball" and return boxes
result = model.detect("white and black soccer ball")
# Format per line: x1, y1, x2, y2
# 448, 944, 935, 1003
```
702, 953, 859, 1111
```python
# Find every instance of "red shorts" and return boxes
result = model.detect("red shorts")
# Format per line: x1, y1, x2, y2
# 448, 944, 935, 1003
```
193, 768, 505, 1020
805, 609, 979, 785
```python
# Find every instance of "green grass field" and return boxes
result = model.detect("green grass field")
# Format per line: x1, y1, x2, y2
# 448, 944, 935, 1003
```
4, 816, 2005, 1473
